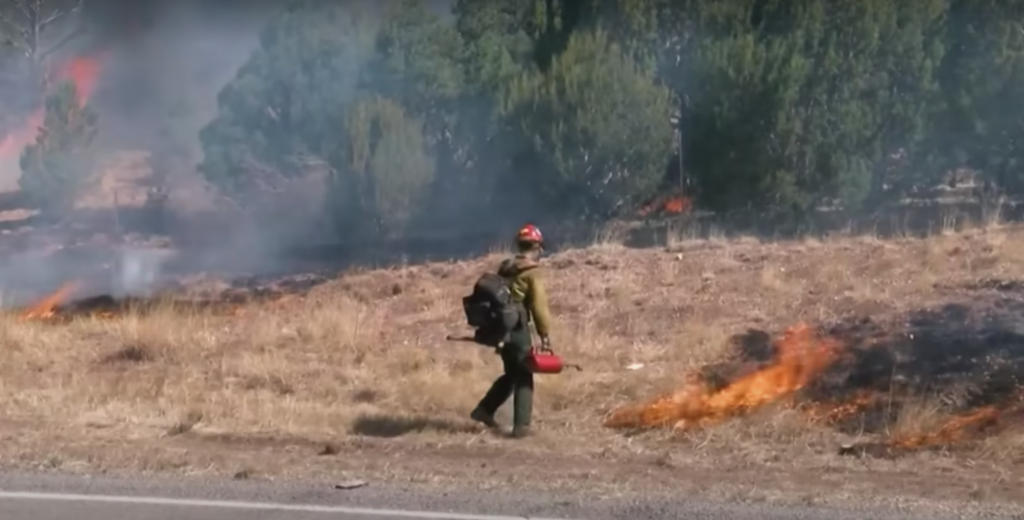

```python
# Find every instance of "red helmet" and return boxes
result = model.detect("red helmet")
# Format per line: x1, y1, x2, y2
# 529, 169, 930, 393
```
516, 223, 544, 245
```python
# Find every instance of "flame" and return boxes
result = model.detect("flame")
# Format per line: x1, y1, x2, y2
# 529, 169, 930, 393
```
890, 406, 1001, 449
0, 53, 104, 157
636, 193, 693, 218
605, 323, 841, 430
59, 55, 102, 103
801, 391, 878, 424
18, 281, 81, 321
663, 196, 691, 214
604, 319, 1017, 451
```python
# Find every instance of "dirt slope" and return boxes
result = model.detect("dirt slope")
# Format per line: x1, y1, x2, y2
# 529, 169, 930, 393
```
2, 226, 1024, 507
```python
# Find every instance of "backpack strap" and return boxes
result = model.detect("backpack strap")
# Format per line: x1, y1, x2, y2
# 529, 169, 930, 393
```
517, 258, 539, 272
497, 257, 517, 277
498, 255, 538, 277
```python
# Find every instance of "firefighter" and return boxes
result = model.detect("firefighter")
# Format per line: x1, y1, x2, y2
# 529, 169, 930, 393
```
470, 223, 554, 438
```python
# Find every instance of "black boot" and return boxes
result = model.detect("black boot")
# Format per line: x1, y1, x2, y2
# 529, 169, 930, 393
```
510, 425, 531, 438
470, 407, 499, 429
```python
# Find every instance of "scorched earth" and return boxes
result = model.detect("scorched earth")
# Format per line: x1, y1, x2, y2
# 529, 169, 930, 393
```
2, 226, 1024, 508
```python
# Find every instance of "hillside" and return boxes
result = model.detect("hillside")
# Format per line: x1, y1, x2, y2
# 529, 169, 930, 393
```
1, 226, 1024, 507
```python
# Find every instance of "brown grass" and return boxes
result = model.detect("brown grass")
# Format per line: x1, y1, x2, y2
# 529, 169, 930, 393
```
3, 223, 1024, 503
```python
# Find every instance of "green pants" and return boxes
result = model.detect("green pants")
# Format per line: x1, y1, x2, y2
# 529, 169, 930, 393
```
475, 326, 534, 427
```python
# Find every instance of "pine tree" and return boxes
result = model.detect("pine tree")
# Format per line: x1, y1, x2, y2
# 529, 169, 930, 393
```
19, 80, 98, 219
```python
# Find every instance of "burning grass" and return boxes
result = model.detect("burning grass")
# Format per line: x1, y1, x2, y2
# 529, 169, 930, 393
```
604, 323, 842, 430
3, 225, 1024, 498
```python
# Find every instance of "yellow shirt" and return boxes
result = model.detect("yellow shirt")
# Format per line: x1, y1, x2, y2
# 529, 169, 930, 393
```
497, 254, 553, 337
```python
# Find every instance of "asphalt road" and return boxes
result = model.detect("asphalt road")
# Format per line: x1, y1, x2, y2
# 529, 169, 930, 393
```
0, 470, 1019, 520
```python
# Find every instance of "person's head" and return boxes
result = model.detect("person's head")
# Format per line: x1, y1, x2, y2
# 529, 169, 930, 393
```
515, 223, 544, 255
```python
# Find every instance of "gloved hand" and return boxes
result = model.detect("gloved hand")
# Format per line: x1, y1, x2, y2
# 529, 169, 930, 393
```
540, 336, 552, 352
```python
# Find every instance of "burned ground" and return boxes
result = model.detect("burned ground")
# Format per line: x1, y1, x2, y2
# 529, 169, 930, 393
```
602, 286, 1024, 454
818, 292, 1024, 435
3, 225, 1024, 505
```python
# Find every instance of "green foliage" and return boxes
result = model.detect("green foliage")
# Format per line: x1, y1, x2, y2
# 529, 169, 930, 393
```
359, 0, 491, 232
196, 0, 1024, 240
333, 96, 435, 239
683, 28, 812, 213
931, 0, 1024, 193
680, 0, 946, 214
503, 28, 674, 219
371, 0, 464, 119
453, 0, 535, 94
197, 0, 380, 196
18, 81, 98, 218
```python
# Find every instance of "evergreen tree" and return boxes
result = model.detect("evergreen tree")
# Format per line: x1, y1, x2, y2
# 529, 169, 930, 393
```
502, 28, 674, 219
333, 96, 435, 239
197, 1, 380, 198
19, 81, 98, 219
364, 0, 476, 232
932, 0, 1024, 194
677, 0, 945, 215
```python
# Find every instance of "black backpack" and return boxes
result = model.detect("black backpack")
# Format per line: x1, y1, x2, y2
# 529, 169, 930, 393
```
462, 272, 522, 346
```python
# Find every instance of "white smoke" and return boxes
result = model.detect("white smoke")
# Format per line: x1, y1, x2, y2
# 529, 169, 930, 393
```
114, 247, 174, 296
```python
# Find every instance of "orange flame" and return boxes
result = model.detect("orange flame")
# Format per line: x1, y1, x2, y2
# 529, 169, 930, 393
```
59, 56, 102, 103
800, 390, 877, 424
0, 54, 104, 157
18, 281, 81, 321
663, 196, 691, 214
605, 323, 841, 430
636, 193, 693, 218
890, 406, 1001, 449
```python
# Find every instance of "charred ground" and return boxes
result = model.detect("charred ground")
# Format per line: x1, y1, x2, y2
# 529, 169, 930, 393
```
2, 225, 1024, 506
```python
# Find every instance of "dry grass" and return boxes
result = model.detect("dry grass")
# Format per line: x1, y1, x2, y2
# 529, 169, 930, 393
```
3, 224, 1024, 502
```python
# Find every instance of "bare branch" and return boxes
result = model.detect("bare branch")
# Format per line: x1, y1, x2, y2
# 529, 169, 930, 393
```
0, 9, 23, 33
38, 23, 80, 58
39, 0, 79, 29
0, 11, 31, 55
7, 0, 33, 22
38, 8, 64, 28
0, 0, 83, 60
